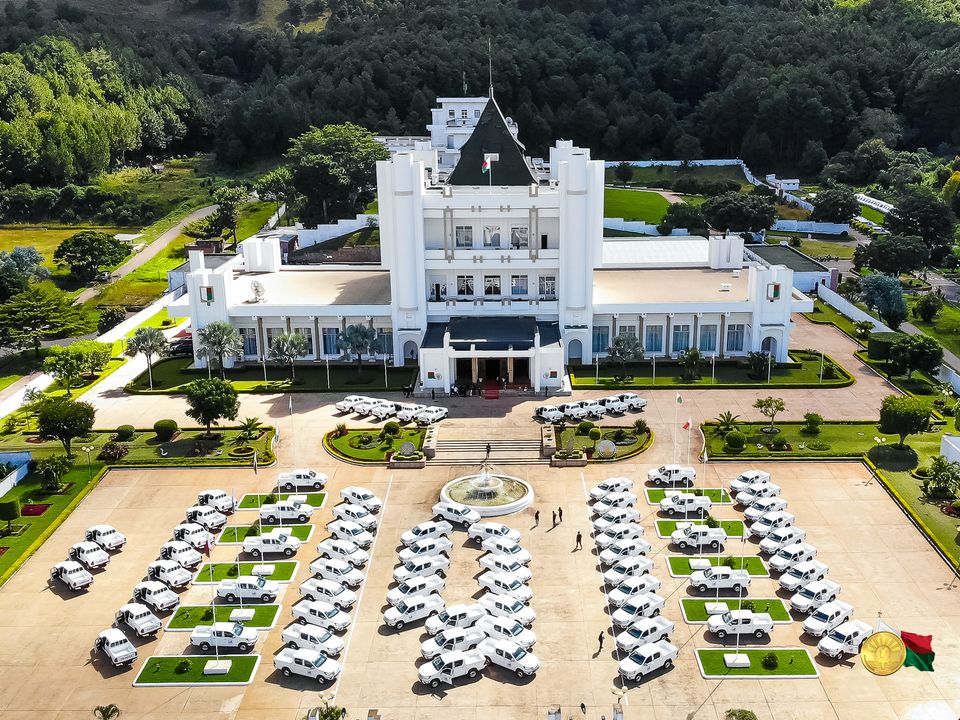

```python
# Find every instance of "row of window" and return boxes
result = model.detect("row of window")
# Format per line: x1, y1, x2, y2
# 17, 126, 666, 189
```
448, 109, 482, 119
591, 323, 746, 354
430, 274, 557, 300
454, 225, 531, 249
238, 327, 393, 358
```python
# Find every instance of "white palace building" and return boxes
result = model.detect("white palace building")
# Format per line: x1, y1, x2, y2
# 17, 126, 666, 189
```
171, 96, 812, 393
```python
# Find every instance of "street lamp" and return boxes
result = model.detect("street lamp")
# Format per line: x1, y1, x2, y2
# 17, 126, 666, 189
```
81, 445, 94, 483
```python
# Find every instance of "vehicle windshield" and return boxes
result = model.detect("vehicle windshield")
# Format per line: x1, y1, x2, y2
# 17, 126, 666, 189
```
800, 587, 816, 598
624, 604, 638, 614
232, 623, 244, 635
359, 492, 373, 501
657, 466, 666, 473
812, 610, 830, 622
512, 647, 527, 661
434, 631, 448, 644
720, 611, 733, 623
396, 601, 409, 613
67, 567, 83, 575
827, 629, 848, 642
629, 651, 649, 664
431, 657, 445, 671
306, 471, 317, 478
256, 577, 267, 588
508, 579, 521, 590
683, 526, 695, 537
702, 567, 713, 578
101, 529, 116, 537
324, 607, 338, 618
627, 626, 643, 638
312, 655, 327, 668
508, 622, 522, 636
437, 611, 449, 622
398, 583, 410, 593
508, 600, 523, 613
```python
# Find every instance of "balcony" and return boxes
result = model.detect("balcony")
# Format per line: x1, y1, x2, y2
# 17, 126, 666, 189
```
424, 247, 560, 264
427, 297, 559, 316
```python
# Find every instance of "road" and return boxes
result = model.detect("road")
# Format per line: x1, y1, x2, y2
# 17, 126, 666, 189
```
73, 203, 218, 305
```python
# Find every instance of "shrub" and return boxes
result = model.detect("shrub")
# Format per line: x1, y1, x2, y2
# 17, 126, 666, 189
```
724, 430, 745, 450
770, 436, 788, 450
154, 419, 178, 441
200, 608, 214, 621
115, 424, 135, 441
97, 307, 126, 335
761, 652, 779, 671
633, 418, 649, 436
725, 710, 760, 720
613, 428, 628, 442
705, 515, 719, 529
739, 600, 755, 613
334, 422, 347, 437
98, 441, 129, 461
721, 557, 735, 568
383, 421, 401, 436
174, 659, 192, 675
577, 420, 595, 435
802, 412, 823, 434
867, 331, 904, 361
359, 433, 372, 444
588, 428, 602, 443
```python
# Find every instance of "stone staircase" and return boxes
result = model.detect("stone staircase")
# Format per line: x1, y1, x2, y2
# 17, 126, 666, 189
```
431, 439, 547, 466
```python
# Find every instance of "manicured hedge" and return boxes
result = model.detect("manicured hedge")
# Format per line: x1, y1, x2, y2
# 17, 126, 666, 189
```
867, 331, 904, 360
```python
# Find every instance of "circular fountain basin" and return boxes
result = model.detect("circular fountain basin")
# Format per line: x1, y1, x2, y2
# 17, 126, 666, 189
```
440, 468, 534, 518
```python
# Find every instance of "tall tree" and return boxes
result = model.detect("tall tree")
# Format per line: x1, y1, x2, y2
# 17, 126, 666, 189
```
753, 396, 786, 431
878, 395, 928, 447
53, 231, 130, 282
613, 162, 633, 184
702, 192, 776, 233
255, 166, 294, 221
889, 334, 943, 378
185, 378, 240, 434
0, 287, 90, 356
196, 322, 243, 379
337, 323, 377, 377
860, 274, 907, 329
811, 185, 859, 223
657, 202, 708, 236
268, 331, 308, 380
36, 397, 95, 458
210, 186, 250, 246
125, 326, 168, 390
853, 235, 929, 275
607, 334, 642, 378
886, 187, 957, 256
0, 247, 48, 302
43, 346, 86, 396
286, 123, 389, 225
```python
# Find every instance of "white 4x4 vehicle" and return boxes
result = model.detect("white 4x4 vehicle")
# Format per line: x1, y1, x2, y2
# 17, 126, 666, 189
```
599, 538, 651, 565
615, 616, 674, 652
416, 406, 448, 424
557, 402, 589, 421
394, 554, 450, 583
317, 538, 369, 566
749, 510, 795, 537
370, 400, 401, 420
425, 603, 487, 635
85, 524, 126, 551
759, 526, 807, 555
339, 486, 382, 512
593, 507, 641, 533
534, 405, 564, 423
387, 574, 446, 605
468, 521, 521, 545
243, 528, 301, 558
597, 396, 629, 414
478, 592, 537, 626
399, 536, 453, 563
328, 519, 374, 548
595, 523, 645, 550
274, 648, 341, 682
478, 571, 532, 603
743, 496, 789, 522
818, 620, 874, 658
197, 489, 237, 513
617, 640, 677, 681
147, 560, 191, 588
352, 397, 382, 416
803, 600, 854, 637
277, 469, 327, 491
708, 610, 774, 639
478, 637, 540, 678
735, 482, 781, 506
260, 500, 314, 524
768, 542, 817, 573
68, 541, 110, 569
607, 574, 662, 606
791, 580, 841, 613
433, 500, 481, 528
396, 403, 427, 422
617, 393, 648, 411
160, 540, 202, 567
418, 649, 487, 688
335, 395, 373, 413
293, 599, 351, 632
332, 503, 378, 531
282, 624, 344, 655
299, 577, 357, 609
647, 465, 695, 486
217, 575, 280, 603
611, 593, 666, 626
659, 492, 711, 516
133, 581, 180, 611
689, 566, 750, 593
593, 491, 638, 515
476, 615, 536, 648
590, 476, 634, 500
729, 470, 771, 494
115, 603, 162, 637
603, 555, 654, 584
95, 628, 136, 667
779, 560, 829, 592
184, 505, 227, 531
481, 538, 532, 564
191, 622, 258, 652
421, 627, 486, 659
384, 593, 444, 630
401, 520, 453, 546
670, 524, 726, 550
311, 558, 364, 587
172, 523, 212, 549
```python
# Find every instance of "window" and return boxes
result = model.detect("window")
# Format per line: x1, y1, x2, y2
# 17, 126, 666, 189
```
727, 323, 745, 352
510, 275, 528, 296
240, 328, 258, 356
457, 275, 474, 295
461, 109, 468, 119
448, 109, 454, 118
619, 325, 637, 339
322, 328, 338, 355
455, 225, 473, 248
539, 275, 556, 297
510, 226, 529, 248
266, 327, 281, 351
429, 278, 446, 301
484, 275, 501, 296
592, 325, 610, 354
699, 324, 718, 353
672, 324, 691, 353
375, 329, 393, 355
645, 325, 663, 353
483, 226, 501, 248
294, 327, 314, 356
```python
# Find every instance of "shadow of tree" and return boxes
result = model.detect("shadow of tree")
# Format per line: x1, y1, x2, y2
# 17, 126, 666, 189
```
867, 444, 918, 472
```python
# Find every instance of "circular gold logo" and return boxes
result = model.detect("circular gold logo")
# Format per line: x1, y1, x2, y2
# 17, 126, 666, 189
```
861, 631, 906, 676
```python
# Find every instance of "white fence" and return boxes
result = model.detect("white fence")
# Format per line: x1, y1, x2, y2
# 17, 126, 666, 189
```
856, 193, 894, 214
291, 215, 379, 249
602, 218, 689, 236
0, 452, 32, 497
940, 365, 960, 396
816, 284, 894, 333
771, 220, 850, 235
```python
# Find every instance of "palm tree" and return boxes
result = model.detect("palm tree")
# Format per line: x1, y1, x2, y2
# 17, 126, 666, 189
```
196, 322, 243, 379
714, 411, 740, 434
125, 326, 168, 390
93, 704, 121, 720
237, 416, 264, 442
268, 332, 309, 381
337, 323, 378, 377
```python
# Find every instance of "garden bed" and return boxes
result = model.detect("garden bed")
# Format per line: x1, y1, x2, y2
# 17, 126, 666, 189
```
666, 556, 769, 577
217, 524, 313, 544
166, 604, 281, 631
237, 492, 326, 510
695, 648, 818, 679
679, 597, 791, 623
554, 426, 653, 462
644, 488, 732, 504
703, 420, 894, 459
323, 428, 425, 464
655, 519, 744, 539
193, 561, 299, 584
133, 655, 261, 686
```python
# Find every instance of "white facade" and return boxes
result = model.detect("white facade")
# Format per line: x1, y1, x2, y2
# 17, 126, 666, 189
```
172, 98, 812, 392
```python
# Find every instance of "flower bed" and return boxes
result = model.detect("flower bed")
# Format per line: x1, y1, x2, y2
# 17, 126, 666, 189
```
323, 428, 425, 464
19, 503, 50, 517
555, 426, 653, 462
703, 420, 893, 459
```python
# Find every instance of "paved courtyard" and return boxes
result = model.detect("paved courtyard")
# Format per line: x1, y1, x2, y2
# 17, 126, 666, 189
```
0, 317, 957, 720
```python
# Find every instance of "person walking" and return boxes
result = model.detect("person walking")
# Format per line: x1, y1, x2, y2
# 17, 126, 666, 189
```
534, 510, 540, 527
552, 511, 557, 528
558, 507, 563, 523
486, 442, 492, 459
431, 388, 436, 400
575, 531, 582, 550
597, 631, 605, 652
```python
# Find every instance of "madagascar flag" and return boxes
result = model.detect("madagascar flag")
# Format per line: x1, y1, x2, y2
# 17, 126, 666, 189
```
901, 631, 935, 671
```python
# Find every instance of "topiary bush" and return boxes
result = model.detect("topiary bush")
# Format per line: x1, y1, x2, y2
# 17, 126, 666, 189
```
98, 441, 129, 461
383, 421, 401, 436
761, 652, 779, 671
588, 428, 602, 443
770, 436, 788, 451
577, 420, 595, 435
154, 419, 178, 441
802, 412, 823, 434
115, 424, 135, 441
867, 331, 904, 361
724, 430, 745, 450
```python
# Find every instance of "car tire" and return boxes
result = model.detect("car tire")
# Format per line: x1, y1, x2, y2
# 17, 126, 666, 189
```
430, 678, 440, 688
732, 584, 742, 594
313, 483, 322, 490
651, 608, 660, 616
251, 549, 262, 558
298, 515, 307, 523
666, 508, 675, 517
200, 642, 211, 652
396, 620, 405, 630
678, 541, 688, 550
515, 668, 525, 679
710, 541, 719, 550
754, 630, 765, 639
284, 548, 294, 557
297, 617, 307, 625
261, 594, 271, 602
469, 668, 479, 679
461, 521, 470, 529
225, 593, 237, 603
266, 516, 277, 524
282, 667, 292, 677
664, 658, 673, 670
716, 629, 727, 639
238, 642, 249, 652
698, 584, 708, 593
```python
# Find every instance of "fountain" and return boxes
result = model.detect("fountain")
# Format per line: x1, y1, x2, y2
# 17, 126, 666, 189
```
440, 460, 534, 517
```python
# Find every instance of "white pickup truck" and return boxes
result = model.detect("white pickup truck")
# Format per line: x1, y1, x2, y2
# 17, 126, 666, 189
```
68, 541, 110, 569
274, 648, 341, 682
749, 510, 795, 537
659, 492, 711, 516
159, 540, 202, 567
735, 482, 781, 506
595, 523, 645, 549
197, 489, 237, 513
172, 522, 212, 549
818, 620, 874, 658
242, 528, 301, 558
670, 524, 726, 550
534, 405, 564, 423
418, 649, 487, 688
467, 521, 521, 546
396, 403, 427, 422
647, 465, 695, 486
277, 469, 327, 491
191, 622, 258, 652
133, 581, 180, 611
85, 524, 126, 551
147, 560, 192, 588
335, 395, 373, 413
790, 579, 841, 613
617, 640, 678, 681
729, 470, 771, 494
802, 600, 854, 638
217, 575, 280, 603
707, 610, 774, 639
421, 627, 487, 659
768, 542, 818, 573
115, 603, 162, 637
383, 593, 444, 630
779, 560, 829, 592
184, 504, 227, 531
597, 395, 629, 414
478, 637, 540, 678
688, 566, 750, 593
260, 500, 314, 524
617, 392, 648, 411
743, 496, 789, 523
50, 560, 92, 590
615, 616, 674, 652
590, 476, 634, 500
95, 628, 137, 667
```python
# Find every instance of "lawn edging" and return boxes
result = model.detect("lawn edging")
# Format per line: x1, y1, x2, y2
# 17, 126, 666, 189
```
216, 524, 314, 545
678, 597, 792, 624
694, 648, 818, 679
133, 654, 261, 686
322, 427, 426, 466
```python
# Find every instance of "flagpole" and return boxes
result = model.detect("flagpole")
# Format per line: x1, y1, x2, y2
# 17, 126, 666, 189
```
686, 418, 692, 466
674, 393, 680, 464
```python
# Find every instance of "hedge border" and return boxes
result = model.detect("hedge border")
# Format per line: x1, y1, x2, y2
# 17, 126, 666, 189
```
586, 429, 655, 463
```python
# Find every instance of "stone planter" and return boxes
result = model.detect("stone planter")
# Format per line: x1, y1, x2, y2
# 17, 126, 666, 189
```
422, 426, 438, 459
550, 456, 588, 468
388, 458, 426, 469
541, 425, 557, 457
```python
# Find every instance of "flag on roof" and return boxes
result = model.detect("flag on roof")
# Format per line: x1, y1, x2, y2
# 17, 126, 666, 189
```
482, 153, 498, 173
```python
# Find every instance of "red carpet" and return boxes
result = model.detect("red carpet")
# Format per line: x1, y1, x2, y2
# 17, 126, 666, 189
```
483, 380, 500, 400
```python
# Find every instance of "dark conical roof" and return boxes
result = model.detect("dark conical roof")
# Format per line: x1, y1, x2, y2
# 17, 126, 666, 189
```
447, 98, 537, 186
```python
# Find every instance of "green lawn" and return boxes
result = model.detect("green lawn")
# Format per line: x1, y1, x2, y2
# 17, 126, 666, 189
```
696, 649, 817, 678
554, 427, 652, 462
571, 350, 852, 389
134, 655, 260, 685
765, 234, 856, 260
238, 492, 326, 509
218, 524, 313, 543
656, 519, 744, 538
853, 351, 944, 415
703, 421, 896, 459
0, 350, 48, 393
128, 357, 417, 393
859, 205, 886, 225
604, 165, 752, 190
603, 188, 670, 223
194, 561, 298, 583
906, 297, 960, 357
681, 597, 791, 622
667, 556, 769, 577
325, 428, 425, 463
167, 604, 280, 630
802, 300, 862, 341
645, 488, 732, 504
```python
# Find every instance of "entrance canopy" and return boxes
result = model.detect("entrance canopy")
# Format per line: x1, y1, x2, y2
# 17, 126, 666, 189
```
422, 317, 561, 352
